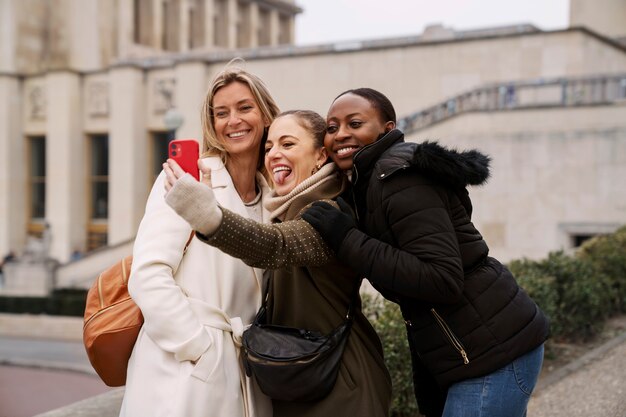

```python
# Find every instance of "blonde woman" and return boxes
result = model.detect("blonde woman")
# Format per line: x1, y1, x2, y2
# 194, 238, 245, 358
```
119, 66, 279, 417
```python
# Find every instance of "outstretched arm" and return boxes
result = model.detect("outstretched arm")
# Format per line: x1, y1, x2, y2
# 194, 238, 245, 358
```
164, 159, 334, 269
303, 179, 464, 304
201, 208, 334, 269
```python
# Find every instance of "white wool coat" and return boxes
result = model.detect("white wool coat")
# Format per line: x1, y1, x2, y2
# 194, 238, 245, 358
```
119, 157, 272, 417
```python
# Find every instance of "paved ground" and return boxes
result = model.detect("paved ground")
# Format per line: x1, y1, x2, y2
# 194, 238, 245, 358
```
0, 337, 93, 374
528, 331, 626, 417
1, 331, 625, 416
0, 336, 117, 417
0, 365, 117, 417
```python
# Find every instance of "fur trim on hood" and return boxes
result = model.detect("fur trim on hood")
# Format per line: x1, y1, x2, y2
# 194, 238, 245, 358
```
376, 140, 491, 188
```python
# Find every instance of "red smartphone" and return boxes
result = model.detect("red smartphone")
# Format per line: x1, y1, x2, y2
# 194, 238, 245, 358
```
168, 139, 200, 181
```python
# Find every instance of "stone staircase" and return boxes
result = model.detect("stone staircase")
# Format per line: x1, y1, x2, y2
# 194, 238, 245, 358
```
397, 73, 626, 134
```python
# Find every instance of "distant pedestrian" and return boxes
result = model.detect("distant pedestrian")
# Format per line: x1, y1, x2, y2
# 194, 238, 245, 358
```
0, 250, 16, 287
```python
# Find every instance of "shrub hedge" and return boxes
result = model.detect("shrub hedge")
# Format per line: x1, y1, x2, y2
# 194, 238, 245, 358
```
0, 288, 87, 317
577, 225, 626, 314
509, 251, 610, 340
362, 293, 418, 417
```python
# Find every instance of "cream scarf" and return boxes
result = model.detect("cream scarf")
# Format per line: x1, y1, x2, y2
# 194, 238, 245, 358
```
264, 163, 338, 222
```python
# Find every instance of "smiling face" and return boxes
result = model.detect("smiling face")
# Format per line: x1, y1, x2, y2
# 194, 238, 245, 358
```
325, 93, 395, 172
212, 81, 269, 159
264, 114, 328, 196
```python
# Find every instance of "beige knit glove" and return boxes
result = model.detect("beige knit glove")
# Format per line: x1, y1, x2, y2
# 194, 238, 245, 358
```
165, 173, 223, 236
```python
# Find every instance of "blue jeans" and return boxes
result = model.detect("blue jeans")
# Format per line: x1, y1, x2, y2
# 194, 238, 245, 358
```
442, 344, 544, 417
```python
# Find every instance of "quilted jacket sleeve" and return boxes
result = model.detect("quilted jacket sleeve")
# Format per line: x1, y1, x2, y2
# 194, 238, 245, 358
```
338, 174, 465, 304
196, 208, 334, 268
128, 172, 211, 362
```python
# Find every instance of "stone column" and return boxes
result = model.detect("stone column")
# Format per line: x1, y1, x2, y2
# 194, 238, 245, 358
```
248, 1, 259, 48
286, 12, 296, 44
45, 72, 85, 262
226, 0, 238, 49
175, 61, 206, 141
69, 0, 100, 71
0, 76, 24, 257
268, 9, 280, 46
0, 0, 16, 73
117, 0, 135, 58
179, 0, 190, 52
109, 65, 147, 245
204, 0, 215, 48
154, 0, 164, 49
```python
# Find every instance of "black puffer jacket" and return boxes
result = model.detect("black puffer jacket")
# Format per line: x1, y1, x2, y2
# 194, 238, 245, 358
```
339, 129, 549, 416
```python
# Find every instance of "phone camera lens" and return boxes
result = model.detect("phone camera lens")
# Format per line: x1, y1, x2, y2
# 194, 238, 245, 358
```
171, 151, 177, 156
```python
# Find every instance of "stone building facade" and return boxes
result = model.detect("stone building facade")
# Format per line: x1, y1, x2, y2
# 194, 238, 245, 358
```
0, 0, 625, 277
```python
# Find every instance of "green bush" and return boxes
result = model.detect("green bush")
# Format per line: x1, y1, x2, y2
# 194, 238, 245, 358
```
51, 288, 87, 316
362, 293, 420, 417
510, 251, 609, 340
508, 259, 561, 335
0, 296, 45, 314
0, 289, 86, 316
577, 225, 626, 314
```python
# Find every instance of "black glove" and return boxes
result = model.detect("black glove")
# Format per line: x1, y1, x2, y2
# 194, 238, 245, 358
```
301, 197, 356, 253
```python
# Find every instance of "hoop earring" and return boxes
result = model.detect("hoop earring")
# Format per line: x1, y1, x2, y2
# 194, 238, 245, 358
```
311, 163, 322, 175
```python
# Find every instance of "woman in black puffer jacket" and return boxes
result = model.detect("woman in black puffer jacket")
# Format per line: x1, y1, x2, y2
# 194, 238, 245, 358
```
302, 88, 549, 417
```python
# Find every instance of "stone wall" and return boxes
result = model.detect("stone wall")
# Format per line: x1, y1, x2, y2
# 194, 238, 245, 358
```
1, 27, 626, 263
407, 104, 626, 262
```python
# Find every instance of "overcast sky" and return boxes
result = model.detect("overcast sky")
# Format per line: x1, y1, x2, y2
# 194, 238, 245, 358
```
294, 0, 570, 45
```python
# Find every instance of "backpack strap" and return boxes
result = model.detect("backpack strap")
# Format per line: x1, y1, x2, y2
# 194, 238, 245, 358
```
263, 274, 361, 324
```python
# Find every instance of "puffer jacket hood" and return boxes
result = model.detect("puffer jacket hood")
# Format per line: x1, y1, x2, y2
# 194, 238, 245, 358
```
370, 132, 491, 189
409, 140, 490, 187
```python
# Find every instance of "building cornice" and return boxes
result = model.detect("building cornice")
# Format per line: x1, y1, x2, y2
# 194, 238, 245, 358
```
111, 26, 626, 69
254, 0, 302, 14
7, 26, 626, 77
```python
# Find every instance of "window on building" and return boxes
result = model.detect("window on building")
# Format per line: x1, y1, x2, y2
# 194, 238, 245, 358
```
559, 223, 620, 252
152, 131, 170, 183
28, 136, 46, 235
571, 234, 595, 248
87, 135, 109, 251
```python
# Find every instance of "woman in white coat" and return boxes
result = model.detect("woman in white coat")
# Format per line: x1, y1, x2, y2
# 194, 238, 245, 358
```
119, 66, 280, 417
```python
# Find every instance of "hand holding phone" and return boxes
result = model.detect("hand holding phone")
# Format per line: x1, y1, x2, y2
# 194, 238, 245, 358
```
168, 139, 200, 181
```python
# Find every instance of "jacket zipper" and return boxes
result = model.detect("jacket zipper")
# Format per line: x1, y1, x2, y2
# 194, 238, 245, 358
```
431, 308, 469, 365
350, 165, 361, 222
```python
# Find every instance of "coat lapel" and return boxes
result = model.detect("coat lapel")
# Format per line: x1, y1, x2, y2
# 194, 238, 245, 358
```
202, 157, 268, 296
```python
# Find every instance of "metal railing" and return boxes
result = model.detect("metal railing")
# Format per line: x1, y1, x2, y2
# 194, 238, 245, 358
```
397, 74, 626, 134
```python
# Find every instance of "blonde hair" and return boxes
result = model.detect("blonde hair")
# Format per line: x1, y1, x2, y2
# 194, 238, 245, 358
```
201, 62, 280, 170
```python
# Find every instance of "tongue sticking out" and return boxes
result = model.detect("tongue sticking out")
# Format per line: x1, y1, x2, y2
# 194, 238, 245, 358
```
273, 169, 291, 185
